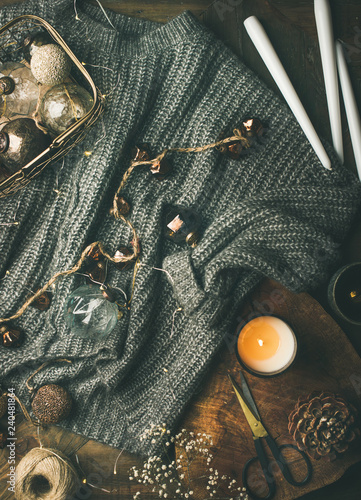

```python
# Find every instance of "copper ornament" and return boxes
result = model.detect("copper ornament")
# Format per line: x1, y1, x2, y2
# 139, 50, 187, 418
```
226, 141, 244, 160
132, 143, 151, 163
114, 247, 132, 271
83, 244, 107, 283
30, 290, 51, 311
165, 207, 200, 247
83, 244, 103, 272
110, 195, 130, 217
86, 260, 107, 284
86, 244, 103, 262
0, 132, 9, 154
0, 325, 23, 348
100, 285, 117, 303
149, 157, 171, 180
241, 117, 264, 138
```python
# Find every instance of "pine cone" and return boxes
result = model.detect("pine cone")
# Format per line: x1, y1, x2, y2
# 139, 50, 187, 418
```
288, 391, 360, 460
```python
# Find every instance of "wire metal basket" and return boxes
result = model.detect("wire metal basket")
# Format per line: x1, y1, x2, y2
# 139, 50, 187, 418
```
0, 14, 104, 198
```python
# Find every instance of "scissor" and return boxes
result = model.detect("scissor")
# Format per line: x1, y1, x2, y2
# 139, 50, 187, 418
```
228, 373, 312, 500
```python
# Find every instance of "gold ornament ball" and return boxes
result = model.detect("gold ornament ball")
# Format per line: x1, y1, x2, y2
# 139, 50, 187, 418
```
31, 44, 72, 85
39, 82, 93, 136
31, 384, 72, 424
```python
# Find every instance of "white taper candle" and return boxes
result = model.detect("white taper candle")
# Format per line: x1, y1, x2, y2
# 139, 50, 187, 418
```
244, 15, 331, 170
314, 0, 344, 163
336, 41, 361, 181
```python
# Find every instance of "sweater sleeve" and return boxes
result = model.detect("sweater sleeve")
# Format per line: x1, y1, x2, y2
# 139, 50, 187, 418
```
163, 154, 361, 324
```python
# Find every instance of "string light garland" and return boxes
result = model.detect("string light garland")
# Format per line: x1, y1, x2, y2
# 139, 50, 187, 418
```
110, 129, 251, 219
73, 0, 80, 22
74, 0, 116, 31
0, 122, 263, 329
0, 3, 260, 496
0, 220, 19, 226
81, 61, 121, 99
0, 191, 23, 227
0, 0, 263, 341
53, 157, 65, 196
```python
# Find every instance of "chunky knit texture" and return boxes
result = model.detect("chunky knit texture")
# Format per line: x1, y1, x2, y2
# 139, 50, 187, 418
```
0, 0, 360, 456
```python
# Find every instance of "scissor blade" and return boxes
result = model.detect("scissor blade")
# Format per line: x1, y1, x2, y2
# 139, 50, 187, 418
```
239, 371, 261, 420
228, 374, 268, 439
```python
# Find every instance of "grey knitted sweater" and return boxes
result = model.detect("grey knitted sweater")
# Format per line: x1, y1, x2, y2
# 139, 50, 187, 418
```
0, 0, 360, 457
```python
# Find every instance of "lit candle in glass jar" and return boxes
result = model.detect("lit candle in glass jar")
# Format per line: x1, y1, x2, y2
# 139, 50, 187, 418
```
236, 316, 297, 376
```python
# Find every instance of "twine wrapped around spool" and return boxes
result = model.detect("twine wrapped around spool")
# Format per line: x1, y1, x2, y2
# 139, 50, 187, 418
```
15, 447, 79, 500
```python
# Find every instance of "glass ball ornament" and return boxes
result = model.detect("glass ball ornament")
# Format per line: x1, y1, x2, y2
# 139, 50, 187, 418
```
0, 76, 15, 95
22, 31, 53, 63
0, 118, 51, 174
165, 206, 200, 247
0, 61, 39, 118
39, 82, 93, 136
64, 284, 118, 340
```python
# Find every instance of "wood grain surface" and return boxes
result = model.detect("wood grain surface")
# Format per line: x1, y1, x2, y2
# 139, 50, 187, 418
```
0, 1, 361, 499
175, 280, 361, 500
1, 281, 361, 499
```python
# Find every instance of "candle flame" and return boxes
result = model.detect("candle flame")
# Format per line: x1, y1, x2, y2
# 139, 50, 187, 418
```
257, 338, 264, 347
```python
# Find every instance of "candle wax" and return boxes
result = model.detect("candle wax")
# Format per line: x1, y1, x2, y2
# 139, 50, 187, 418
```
237, 316, 297, 375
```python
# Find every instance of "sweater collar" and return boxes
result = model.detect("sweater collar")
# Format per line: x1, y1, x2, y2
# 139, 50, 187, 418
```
44, 0, 209, 57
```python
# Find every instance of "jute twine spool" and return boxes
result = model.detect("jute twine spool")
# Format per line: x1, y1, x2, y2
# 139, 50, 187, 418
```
15, 447, 79, 500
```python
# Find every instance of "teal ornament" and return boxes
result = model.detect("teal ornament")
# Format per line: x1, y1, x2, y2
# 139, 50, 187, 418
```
64, 284, 118, 340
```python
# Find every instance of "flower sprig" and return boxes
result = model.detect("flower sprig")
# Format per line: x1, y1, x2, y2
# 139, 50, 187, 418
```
130, 425, 248, 500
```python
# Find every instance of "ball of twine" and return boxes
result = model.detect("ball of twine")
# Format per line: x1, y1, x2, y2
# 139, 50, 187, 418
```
15, 447, 79, 500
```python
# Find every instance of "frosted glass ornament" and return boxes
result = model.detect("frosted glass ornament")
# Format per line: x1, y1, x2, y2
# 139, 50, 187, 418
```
31, 44, 72, 85
0, 62, 39, 118
64, 284, 118, 340
39, 82, 93, 136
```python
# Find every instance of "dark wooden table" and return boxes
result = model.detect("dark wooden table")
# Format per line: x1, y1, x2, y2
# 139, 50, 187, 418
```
1, 1, 361, 499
